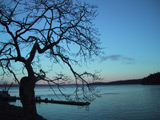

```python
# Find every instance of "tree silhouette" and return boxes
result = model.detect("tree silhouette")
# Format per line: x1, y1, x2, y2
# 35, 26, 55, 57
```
0, 0, 101, 119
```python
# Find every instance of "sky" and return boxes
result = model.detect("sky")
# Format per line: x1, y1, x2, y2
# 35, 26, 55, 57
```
85, 0, 160, 81
0, 0, 160, 83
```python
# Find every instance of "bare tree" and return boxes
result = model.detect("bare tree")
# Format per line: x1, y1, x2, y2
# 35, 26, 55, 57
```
0, 0, 101, 119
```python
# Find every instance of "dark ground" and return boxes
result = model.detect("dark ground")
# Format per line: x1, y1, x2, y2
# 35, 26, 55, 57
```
0, 101, 46, 120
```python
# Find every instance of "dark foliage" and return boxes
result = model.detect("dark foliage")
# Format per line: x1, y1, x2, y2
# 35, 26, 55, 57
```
141, 72, 160, 85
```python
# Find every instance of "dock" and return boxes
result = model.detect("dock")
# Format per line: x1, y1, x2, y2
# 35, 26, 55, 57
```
35, 98, 90, 106
0, 93, 90, 106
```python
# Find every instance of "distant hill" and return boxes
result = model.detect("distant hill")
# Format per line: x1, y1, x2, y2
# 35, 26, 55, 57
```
91, 72, 160, 85
141, 72, 160, 85
90, 79, 142, 85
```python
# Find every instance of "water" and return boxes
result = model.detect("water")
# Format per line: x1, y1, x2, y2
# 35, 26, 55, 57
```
4, 85, 160, 120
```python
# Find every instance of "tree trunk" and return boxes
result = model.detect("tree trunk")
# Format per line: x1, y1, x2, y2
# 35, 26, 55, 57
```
19, 77, 37, 120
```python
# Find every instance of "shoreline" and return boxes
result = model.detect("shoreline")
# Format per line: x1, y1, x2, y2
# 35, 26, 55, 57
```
0, 101, 46, 120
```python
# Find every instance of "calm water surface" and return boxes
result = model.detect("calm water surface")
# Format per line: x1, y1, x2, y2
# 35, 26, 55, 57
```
6, 85, 160, 120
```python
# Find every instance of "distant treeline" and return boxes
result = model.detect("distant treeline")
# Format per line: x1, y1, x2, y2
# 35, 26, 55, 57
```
0, 72, 160, 87
90, 79, 142, 85
141, 72, 160, 85
91, 72, 160, 85
0, 84, 19, 87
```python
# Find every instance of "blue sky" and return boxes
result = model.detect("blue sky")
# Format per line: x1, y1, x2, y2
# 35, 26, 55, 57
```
0, 0, 160, 83
86, 0, 160, 81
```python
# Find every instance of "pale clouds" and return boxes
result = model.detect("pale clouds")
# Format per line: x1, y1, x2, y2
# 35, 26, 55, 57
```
101, 54, 135, 64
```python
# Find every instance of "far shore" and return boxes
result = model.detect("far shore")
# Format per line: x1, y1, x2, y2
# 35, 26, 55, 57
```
1, 72, 160, 87
0, 79, 142, 88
